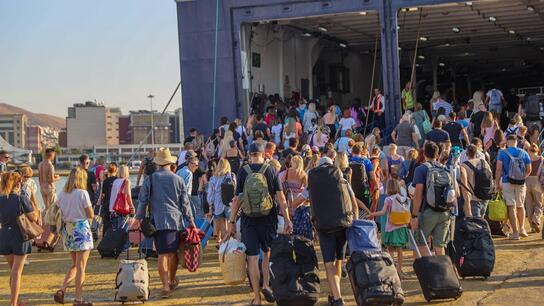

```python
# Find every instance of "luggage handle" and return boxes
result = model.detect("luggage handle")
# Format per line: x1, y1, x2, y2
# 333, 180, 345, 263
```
127, 219, 143, 261
408, 230, 432, 259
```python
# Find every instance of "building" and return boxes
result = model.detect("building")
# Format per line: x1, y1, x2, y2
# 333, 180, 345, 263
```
93, 143, 182, 164
58, 128, 67, 148
176, 0, 544, 135
129, 111, 171, 145
66, 101, 121, 148
0, 114, 27, 149
118, 115, 131, 145
26, 125, 59, 153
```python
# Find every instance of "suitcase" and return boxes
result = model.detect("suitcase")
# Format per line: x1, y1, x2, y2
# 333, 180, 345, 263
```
97, 218, 130, 259
346, 251, 404, 306
129, 219, 142, 247
346, 219, 381, 254
409, 230, 462, 303
195, 217, 214, 249
34, 223, 59, 252
115, 230, 150, 303
270, 235, 320, 306
91, 206, 103, 241
448, 217, 495, 279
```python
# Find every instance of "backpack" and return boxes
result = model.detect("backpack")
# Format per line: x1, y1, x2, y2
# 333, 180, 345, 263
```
292, 205, 314, 241
240, 163, 274, 217
525, 95, 542, 120
503, 149, 527, 185
463, 160, 494, 200
388, 196, 411, 226
400, 160, 417, 184
425, 162, 454, 212
308, 163, 354, 234
115, 258, 150, 302
349, 161, 371, 209
220, 174, 235, 207
489, 89, 502, 105
143, 157, 156, 176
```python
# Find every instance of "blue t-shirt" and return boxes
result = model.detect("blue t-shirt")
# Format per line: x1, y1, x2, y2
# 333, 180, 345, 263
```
412, 162, 433, 211
497, 147, 531, 183
0, 193, 34, 228
349, 156, 374, 175
426, 128, 450, 144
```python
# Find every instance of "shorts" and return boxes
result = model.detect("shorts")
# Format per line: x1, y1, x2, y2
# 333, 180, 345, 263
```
318, 229, 347, 263
503, 182, 526, 208
154, 230, 180, 255
214, 206, 232, 220
471, 200, 488, 217
0, 226, 32, 256
416, 208, 450, 248
489, 103, 502, 114
241, 223, 276, 256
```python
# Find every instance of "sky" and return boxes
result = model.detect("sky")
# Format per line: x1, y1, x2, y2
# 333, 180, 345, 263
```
0, 0, 181, 117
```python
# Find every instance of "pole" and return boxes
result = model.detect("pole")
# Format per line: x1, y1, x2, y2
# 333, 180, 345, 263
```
148, 94, 155, 149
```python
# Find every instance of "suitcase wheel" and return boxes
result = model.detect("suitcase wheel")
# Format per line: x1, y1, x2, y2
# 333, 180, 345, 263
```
427, 299, 431, 303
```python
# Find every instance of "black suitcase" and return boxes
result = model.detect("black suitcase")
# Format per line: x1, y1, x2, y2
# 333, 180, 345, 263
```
449, 217, 495, 279
409, 230, 462, 303
270, 235, 320, 306
97, 221, 129, 259
347, 251, 405, 306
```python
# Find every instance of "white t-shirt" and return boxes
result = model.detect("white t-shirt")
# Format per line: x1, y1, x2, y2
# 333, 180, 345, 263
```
57, 189, 92, 223
339, 118, 356, 132
177, 150, 188, 166
271, 124, 283, 144
486, 89, 503, 105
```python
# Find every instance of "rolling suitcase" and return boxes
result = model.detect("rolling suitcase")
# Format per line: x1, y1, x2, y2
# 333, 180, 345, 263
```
409, 230, 462, 303
115, 230, 150, 303
139, 237, 157, 259
34, 223, 59, 252
347, 251, 404, 306
98, 218, 130, 259
448, 217, 495, 279
91, 205, 103, 241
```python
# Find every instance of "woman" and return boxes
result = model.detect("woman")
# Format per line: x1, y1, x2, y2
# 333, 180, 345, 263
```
323, 104, 338, 138
54, 168, 94, 306
223, 140, 244, 175
0, 171, 38, 306
335, 152, 352, 183
365, 128, 381, 152
283, 117, 298, 149
391, 112, 418, 157
527, 144, 543, 233
469, 90, 484, 111
488, 129, 505, 175
218, 130, 235, 158
481, 111, 499, 148
430, 90, 441, 117
308, 125, 329, 149
412, 103, 430, 147
206, 159, 236, 244
279, 155, 307, 216
20, 166, 40, 215
108, 165, 135, 250
302, 102, 319, 134
386, 144, 405, 180
338, 108, 356, 134
305, 152, 321, 173
98, 163, 118, 236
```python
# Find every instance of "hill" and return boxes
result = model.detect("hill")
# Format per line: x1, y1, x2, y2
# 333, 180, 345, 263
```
0, 102, 65, 129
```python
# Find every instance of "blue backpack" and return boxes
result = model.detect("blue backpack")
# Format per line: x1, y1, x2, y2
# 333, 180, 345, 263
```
346, 219, 381, 254
292, 205, 314, 240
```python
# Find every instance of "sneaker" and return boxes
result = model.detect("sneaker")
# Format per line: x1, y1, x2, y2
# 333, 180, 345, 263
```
508, 233, 520, 240
330, 298, 345, 306
341, 266, 347, 278
532, 222, 541, 233
24, 259, 30, 266
520, 231, 529, 238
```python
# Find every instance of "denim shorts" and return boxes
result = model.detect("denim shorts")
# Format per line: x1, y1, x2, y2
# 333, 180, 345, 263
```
214, 206, 232, 220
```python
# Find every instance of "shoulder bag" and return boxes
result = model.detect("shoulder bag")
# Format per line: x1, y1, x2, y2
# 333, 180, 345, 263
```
112, 179, 131, 215
140, 175, 157, 237
16, 196, 43, 241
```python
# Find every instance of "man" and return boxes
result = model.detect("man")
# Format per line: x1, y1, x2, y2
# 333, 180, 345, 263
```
252, 114, 271, 141
425, 120, 451, 152
0, 150, 8, 173
36, 148, 61, 249
495, 135, 532, 240
291, 157, 360, 306
485, 87, 505, 115
176, 156, 200, 216
459, 145, 492, 217
411, 142, 452, 256
282, 137, 300, 159
264, 142, 277, 160
401, 81, 414, 112
334, 129, 353, 154
349, 144, 377, 212
177, 143, 194, 168
79, 154, 98, 205
443, 112, 469, 148
136, 148, 195, 297
369, 88, 385, 129
469, 104, 487, 139
459, 138, 489, 164
392, 112, 419, 157
228, 143, 292, 306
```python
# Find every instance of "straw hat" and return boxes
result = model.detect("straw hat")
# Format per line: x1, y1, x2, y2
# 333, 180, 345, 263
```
153, 147, 177, 166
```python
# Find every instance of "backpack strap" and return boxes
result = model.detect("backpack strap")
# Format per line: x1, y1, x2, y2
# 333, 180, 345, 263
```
243, 165, 253, 176
258, 162, 269, 174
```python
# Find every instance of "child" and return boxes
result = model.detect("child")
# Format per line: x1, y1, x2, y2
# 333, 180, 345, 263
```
369, 179, 410, 277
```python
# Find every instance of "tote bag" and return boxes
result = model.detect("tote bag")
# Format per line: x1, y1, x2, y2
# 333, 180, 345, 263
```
488, 193, 508, 221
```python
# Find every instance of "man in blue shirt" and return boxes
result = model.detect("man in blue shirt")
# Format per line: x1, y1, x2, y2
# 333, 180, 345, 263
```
425, 120, 451, 152
411, 142, 451, 257
349, 144, 377, 211
495, 134, 532, 240
176, 156, 201, 218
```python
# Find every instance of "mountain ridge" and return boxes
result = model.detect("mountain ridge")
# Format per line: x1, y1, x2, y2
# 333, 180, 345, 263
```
0, 102, 65, 129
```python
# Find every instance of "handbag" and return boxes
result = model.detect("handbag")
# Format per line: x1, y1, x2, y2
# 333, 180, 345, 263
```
140, 175, 157, 238
488, 192, 508, 221
422, 112, 432, 134
112, 179, 131, 215
16, 196, 44, 241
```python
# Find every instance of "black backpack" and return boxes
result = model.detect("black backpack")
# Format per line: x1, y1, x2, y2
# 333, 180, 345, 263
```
220, 173, 235, 207
463, 160, 494, 200
308, 164, 354, 234
270, 235, 320, 306
349, 162, 371, 209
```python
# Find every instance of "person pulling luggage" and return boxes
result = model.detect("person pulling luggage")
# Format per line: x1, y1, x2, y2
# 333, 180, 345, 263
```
227, 143, 292, 306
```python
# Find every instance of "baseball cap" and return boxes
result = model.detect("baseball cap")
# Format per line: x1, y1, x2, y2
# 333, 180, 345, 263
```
249, 142, 264, 153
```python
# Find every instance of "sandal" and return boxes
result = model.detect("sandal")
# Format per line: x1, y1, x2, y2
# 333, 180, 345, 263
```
261, 287, 276, 303
249, 299, 262, 306
73, 300, 92, 306
160, 289, 172, 299
170, 278, 179, 291
54, 289, 65, 304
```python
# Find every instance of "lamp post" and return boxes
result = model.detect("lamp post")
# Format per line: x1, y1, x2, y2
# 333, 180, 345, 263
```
147, 94, 155, 148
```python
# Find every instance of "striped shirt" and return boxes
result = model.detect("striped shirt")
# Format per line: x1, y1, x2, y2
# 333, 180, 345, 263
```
432, 100, 453, 116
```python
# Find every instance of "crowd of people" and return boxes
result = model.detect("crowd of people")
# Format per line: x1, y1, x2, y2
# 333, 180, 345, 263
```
0, 85, 543, 306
